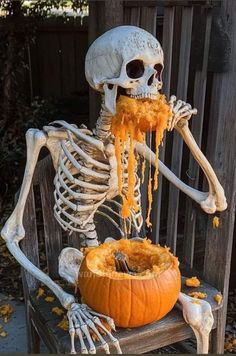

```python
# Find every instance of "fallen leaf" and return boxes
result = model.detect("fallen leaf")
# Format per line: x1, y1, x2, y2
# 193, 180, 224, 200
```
57, 316, 69, 331
36, 287, 45, 300
91, 332, 99, 342
225, 340, 234, 352
101, 319, 112, 333
91, 319, 113, 340
51, 307, 64, 316
45, 296, 55, 303
0, 304, 13, 322
0, 330, 7, 337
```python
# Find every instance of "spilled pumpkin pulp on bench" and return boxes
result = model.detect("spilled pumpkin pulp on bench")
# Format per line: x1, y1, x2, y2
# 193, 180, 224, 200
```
78, 239, 181, 328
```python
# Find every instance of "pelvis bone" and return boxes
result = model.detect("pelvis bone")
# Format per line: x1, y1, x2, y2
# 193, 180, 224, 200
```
58, 247, 84, 285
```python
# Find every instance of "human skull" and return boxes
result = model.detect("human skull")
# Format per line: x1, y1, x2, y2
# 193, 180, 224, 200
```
85, 25, 164, 115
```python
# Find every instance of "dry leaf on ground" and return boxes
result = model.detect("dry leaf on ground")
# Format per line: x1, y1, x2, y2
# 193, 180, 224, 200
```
0, 304, 13, 322
45, 296, 55, 302
57, 316, 69, 331
51, 307, 64, 316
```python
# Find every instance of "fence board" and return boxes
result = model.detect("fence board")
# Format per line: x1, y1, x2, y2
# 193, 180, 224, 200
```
183, 10, 212, 267
38, 157, 62, 278
124, 6, 141, 25
74, 31, 89, 93
37, 31, 62, 98
29, 19, 88, 100
166, 6, 193, 254
21, 186, 40, 293
203, 2, 236, 352
59, 32, 77, 97
151, 6, 175, 243
134, 6, 157, 237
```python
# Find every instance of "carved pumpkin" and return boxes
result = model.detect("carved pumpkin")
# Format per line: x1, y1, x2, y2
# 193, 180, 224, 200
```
78, 239, 181, 328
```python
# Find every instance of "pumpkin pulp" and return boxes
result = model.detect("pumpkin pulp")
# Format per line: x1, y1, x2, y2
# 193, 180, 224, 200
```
111, 94, 171, 227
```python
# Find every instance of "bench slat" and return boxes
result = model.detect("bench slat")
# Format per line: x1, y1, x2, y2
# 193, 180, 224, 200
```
21, 185, 40, 293
38, 156, 62, 278
166, 6, 194, 254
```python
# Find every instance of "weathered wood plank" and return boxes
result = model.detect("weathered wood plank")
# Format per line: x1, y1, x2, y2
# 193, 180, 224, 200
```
140, 6, 157, 34
104, 0, 124, 30
183, 9, 212, 267
203, 1, 236, 352
21, 185, 40, 293
25, 301, 40, 353
166, 6, 193, 254
67, 231, 80, 249
152, 6, 175, 243
38, 156, 62, 279
88, 0, 105, 128
88, 0, 124, 128
138, 6, 157, 235
74, 31, 89, 93
59, 32, 77, 98
37, 30, 62, 98
124, 0, 213, 6
124, 5, 141, 25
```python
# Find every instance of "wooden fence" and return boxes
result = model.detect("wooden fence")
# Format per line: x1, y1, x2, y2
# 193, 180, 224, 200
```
28, 17, 88, 100
89, 1, 235, 352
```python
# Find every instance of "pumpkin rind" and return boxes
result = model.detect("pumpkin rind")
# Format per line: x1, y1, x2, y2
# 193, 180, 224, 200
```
78, 240, 181, 328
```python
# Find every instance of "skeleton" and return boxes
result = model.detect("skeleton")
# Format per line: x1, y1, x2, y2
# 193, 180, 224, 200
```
1, 26, 226, 354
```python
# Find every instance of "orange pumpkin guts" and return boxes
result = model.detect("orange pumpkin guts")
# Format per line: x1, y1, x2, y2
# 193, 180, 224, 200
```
78, 239, 181, 328
111, 94, 171, 227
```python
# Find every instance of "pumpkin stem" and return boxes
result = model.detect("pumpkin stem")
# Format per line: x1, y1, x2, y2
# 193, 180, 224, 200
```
114, 252, 136, 275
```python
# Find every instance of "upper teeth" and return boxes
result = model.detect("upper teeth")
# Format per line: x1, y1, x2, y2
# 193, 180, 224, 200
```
130, 93, 157, 99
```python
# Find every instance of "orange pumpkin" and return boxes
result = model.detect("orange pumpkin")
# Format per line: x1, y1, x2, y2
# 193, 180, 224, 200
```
78, 239, 181, 328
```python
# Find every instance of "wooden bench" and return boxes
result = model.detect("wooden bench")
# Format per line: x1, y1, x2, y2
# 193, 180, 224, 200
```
21, 155, 223, 353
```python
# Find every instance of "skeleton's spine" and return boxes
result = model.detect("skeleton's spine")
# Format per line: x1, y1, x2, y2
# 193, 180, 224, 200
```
94, 97, 113, 140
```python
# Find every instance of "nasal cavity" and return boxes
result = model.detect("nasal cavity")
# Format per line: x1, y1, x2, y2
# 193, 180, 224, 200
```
148, 74, 154, 86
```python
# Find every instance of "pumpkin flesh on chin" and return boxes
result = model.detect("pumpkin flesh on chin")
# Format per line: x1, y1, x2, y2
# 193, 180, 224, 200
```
78, 239, 181, 328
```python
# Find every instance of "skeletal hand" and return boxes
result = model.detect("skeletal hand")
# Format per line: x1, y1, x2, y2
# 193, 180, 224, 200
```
168, 95, 197, 131
67, 303, 122, 354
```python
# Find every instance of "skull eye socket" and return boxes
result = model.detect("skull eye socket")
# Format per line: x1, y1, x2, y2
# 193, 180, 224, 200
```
126, 60, 145, 79
154, 63, 163, 80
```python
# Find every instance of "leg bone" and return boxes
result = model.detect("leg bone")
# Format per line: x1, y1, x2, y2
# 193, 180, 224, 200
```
178, 292, 214, 354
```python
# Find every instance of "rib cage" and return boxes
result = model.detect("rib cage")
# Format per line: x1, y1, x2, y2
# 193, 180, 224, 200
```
52, 121, 143, 246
